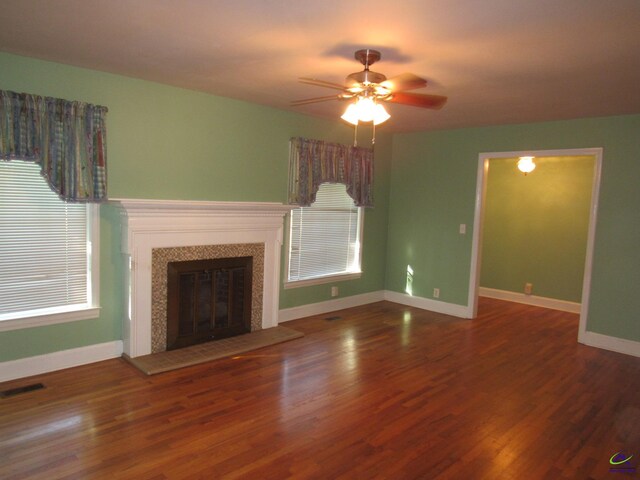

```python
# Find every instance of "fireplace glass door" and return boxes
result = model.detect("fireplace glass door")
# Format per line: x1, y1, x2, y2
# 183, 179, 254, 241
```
166, 256, 252, 350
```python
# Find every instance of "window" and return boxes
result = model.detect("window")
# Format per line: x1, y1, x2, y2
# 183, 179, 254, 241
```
0, 160, 99, 331
286, 183, 363, 287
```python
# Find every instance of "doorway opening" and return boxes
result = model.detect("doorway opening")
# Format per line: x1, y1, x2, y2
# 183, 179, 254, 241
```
468, 148, 603, 344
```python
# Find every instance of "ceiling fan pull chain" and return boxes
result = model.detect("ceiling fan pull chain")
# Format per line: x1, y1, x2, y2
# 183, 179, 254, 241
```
372, 121, 376, 145
353, 122, 358, 147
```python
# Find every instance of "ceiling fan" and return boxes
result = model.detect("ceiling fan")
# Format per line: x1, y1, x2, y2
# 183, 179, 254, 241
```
292, 49, 447, 127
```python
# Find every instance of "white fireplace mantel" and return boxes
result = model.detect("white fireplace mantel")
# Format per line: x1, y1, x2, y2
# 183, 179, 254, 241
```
112, 198, 293, 358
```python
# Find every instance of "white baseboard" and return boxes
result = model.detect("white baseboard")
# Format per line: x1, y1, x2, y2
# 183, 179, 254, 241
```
279, 290, 473, 323
0, 340, 123, 383
479, 287, 581, 313
383, 290, 472, 318
279, 291, 386, 322
580, 331, 640, 358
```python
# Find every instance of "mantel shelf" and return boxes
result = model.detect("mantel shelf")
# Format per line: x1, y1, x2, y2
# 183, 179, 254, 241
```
110, 198, 294, 218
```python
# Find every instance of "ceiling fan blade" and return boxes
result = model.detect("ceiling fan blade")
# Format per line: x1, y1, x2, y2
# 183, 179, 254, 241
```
291, 94, 343, 106
387, 92, 447, 109
380, 73, 427, 92
299, 77, 347, 91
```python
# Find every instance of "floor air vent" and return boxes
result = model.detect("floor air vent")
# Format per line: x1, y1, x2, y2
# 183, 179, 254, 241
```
0, 383, 45, 398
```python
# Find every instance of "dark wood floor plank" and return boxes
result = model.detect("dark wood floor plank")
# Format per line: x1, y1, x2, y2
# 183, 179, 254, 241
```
1, 298, 639, 479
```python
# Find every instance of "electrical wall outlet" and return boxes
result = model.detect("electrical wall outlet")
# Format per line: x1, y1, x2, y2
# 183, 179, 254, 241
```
524, 283, 533, 295
331, 286, 339, 297
433, 288, 440, 299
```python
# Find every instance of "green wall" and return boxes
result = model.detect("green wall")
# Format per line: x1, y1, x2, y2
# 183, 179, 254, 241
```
481, 156, 594, 302
0, 52, 391, 361
387, 115, 640, 342
1, 51, 638, 363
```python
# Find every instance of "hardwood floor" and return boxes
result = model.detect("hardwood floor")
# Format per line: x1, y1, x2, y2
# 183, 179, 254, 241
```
1, 298, 639, 479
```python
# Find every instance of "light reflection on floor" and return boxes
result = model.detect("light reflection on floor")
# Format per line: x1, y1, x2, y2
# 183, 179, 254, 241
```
341, 329, 358, 373
401, 311, 412, 346
12, 413, 92, 443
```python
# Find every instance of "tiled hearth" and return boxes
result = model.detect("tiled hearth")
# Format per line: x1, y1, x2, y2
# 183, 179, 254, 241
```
126, 325, 304, 375
114, 199, 292, 358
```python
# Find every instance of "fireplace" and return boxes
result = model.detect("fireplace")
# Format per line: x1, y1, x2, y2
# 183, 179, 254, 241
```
114, 198, 292, 358
166, 256, 252, 350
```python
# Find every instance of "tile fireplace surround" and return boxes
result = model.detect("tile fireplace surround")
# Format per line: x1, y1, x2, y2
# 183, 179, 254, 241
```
114, 199, 292, 358
151, 243, 264, 353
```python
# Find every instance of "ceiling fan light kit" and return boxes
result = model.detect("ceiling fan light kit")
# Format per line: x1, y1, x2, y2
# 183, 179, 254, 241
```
340, 97, 390, 126
293, 49, 447, 145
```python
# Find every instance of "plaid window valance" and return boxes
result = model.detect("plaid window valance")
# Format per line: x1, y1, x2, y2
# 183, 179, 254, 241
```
0, 90, 108, 202
288, 137, 374, 207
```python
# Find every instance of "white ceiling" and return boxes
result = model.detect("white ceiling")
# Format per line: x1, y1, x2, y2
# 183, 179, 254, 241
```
1, 0, 639, 132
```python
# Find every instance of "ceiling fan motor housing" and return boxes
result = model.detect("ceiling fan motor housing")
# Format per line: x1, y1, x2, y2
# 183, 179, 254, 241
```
347, 70, 387, 86
349, 49, 386, 86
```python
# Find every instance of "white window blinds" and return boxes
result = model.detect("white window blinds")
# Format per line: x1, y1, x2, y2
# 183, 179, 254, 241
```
0, 160, 91, 320
288, 183, 362, 282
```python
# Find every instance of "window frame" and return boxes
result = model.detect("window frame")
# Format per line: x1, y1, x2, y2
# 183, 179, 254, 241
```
284, 184, 364, 290
0, 164, 100, 333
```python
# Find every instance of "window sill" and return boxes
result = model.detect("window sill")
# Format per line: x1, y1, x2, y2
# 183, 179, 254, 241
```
0, 306, 101, 332
284, 272, 362, 289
